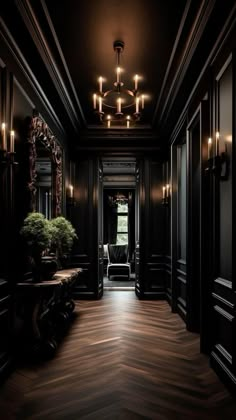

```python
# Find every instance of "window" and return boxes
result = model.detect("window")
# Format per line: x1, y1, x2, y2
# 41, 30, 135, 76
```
116, 202, 128, 245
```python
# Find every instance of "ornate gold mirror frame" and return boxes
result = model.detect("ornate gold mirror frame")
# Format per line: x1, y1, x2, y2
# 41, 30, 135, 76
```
25, 111, 62, 216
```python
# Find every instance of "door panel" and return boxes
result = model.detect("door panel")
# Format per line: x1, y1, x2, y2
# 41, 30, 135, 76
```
176, 142, 187, 321
98, 163, 103, 297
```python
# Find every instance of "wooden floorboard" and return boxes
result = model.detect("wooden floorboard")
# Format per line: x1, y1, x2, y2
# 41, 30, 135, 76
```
0, 291, 236, 419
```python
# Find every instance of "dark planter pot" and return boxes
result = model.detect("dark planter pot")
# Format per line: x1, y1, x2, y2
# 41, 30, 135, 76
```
40, 256, 58, 280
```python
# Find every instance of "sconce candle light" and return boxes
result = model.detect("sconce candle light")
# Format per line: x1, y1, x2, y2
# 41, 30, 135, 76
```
0, 123, 16, 165
67, 184, 75, 206
69, 184, 74, 199
10, 130, 15, 153
206, 131, 229, 180
1, 123, 7, 151
162, 186, 166, 201
162, 184, 170, 206
208, 137, 212, 159
216, 131, 220, 156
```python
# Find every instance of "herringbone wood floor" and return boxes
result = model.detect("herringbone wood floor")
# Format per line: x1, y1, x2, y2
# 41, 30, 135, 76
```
1, 291, 236, 419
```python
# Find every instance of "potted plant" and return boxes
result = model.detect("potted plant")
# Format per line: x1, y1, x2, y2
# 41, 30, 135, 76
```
20, 212, 57, 281
50, 216, 78, 268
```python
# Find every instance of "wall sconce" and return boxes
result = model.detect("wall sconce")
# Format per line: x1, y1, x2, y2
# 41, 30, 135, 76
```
0, 123, 17, 166
67, 184, 75, 205
162, 184, 170, 206
206, 132, 229, 180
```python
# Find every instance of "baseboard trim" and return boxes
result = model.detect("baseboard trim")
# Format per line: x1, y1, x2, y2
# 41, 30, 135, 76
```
210, 350, 236, 394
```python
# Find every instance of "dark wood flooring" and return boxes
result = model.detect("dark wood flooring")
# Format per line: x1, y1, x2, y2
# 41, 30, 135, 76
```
1, 291, 236, 419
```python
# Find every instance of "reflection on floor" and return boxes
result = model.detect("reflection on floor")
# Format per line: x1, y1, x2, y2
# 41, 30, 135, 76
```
103, 273, 135, 290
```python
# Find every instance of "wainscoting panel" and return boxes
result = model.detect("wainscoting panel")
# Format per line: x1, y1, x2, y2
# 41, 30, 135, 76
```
210, 54, 236, 391
139, 158, 166, 298
176, 259, 187, 322
166, 255, 172, 304
0, 278, 11, 379
69, 157, 100, 299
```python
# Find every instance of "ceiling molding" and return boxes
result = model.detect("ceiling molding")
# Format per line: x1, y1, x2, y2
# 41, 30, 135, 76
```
76, 146, 161, 154
155, 0, 215, 128
170, 4, 236, 146
0, 17, 65, 139
153, 0, 191, 126
80, 127, 157, 141
170, 112, 187, 145
15, 0, 85, 132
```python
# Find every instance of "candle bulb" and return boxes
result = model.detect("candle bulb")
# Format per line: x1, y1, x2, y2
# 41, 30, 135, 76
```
10, 130, 15, 153
141, 95, 145, 109
107, 115, 111, 128
99, 77, 103, 93
162, 186, 166, 200
117, 98, 121, 113
208, 137, 212, 159
127, 115, 130, 128
1, 122, 6, 150
136, 97, 139, 114
116, 67, 121, 83
99, 97, 102, 113
69, 184, 74, 198
216, 132, 220, 156
93, 94, 97, 109
134, 74, 139, 90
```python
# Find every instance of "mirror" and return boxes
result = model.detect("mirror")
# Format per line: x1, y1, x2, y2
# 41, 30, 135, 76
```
25, 111, 62, 217
35, 154, 52, 219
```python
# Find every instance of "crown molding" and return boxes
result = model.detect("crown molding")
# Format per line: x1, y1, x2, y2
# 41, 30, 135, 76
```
153, 0, 191, 126
170, 3, 236, 146
81, 127, 157, 140
0, 17, 65, 139
15, 0, 85, 132
154, 0, 215, 128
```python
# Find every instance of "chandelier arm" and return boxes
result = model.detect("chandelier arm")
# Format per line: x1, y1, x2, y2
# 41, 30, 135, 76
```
103, 89, 115, 98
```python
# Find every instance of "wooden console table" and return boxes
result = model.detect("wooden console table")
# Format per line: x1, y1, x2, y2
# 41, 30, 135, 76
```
16, 268, 82, 358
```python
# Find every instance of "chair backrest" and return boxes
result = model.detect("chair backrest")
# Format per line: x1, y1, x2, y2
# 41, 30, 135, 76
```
108, 244, 129, 264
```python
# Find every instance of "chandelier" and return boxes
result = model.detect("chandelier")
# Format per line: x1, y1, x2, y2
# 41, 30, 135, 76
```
93, 40, 146, 128
108, 192, 132, 206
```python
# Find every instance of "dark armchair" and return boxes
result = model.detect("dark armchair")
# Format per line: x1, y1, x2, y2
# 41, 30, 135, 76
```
107, 244, 131, 280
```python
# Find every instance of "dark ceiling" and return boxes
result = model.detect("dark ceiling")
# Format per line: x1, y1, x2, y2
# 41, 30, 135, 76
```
2, 0, 231, 142
44, 0, 187, 129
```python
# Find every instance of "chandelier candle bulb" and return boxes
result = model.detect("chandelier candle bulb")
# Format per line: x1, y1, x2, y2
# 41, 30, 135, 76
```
136, 97, 139, 113
107, 115, 111, 128
99, 97, 102, 113
10, 130, 15, 153
141, 95, 145, 109
216, 131, 220, 156
93, 94, 97, 109
99, 77, 103, 93
117, 67, 121, 83
134, 74, 139, 90
208, 137, 212, 159
117, 98, 121, 113
1, 122, 6, 150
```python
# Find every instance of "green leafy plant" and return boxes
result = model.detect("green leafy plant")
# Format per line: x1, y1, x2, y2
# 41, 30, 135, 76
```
20, 212, 53, 256
50, 216, 78, 258
20, 212, 56, 279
